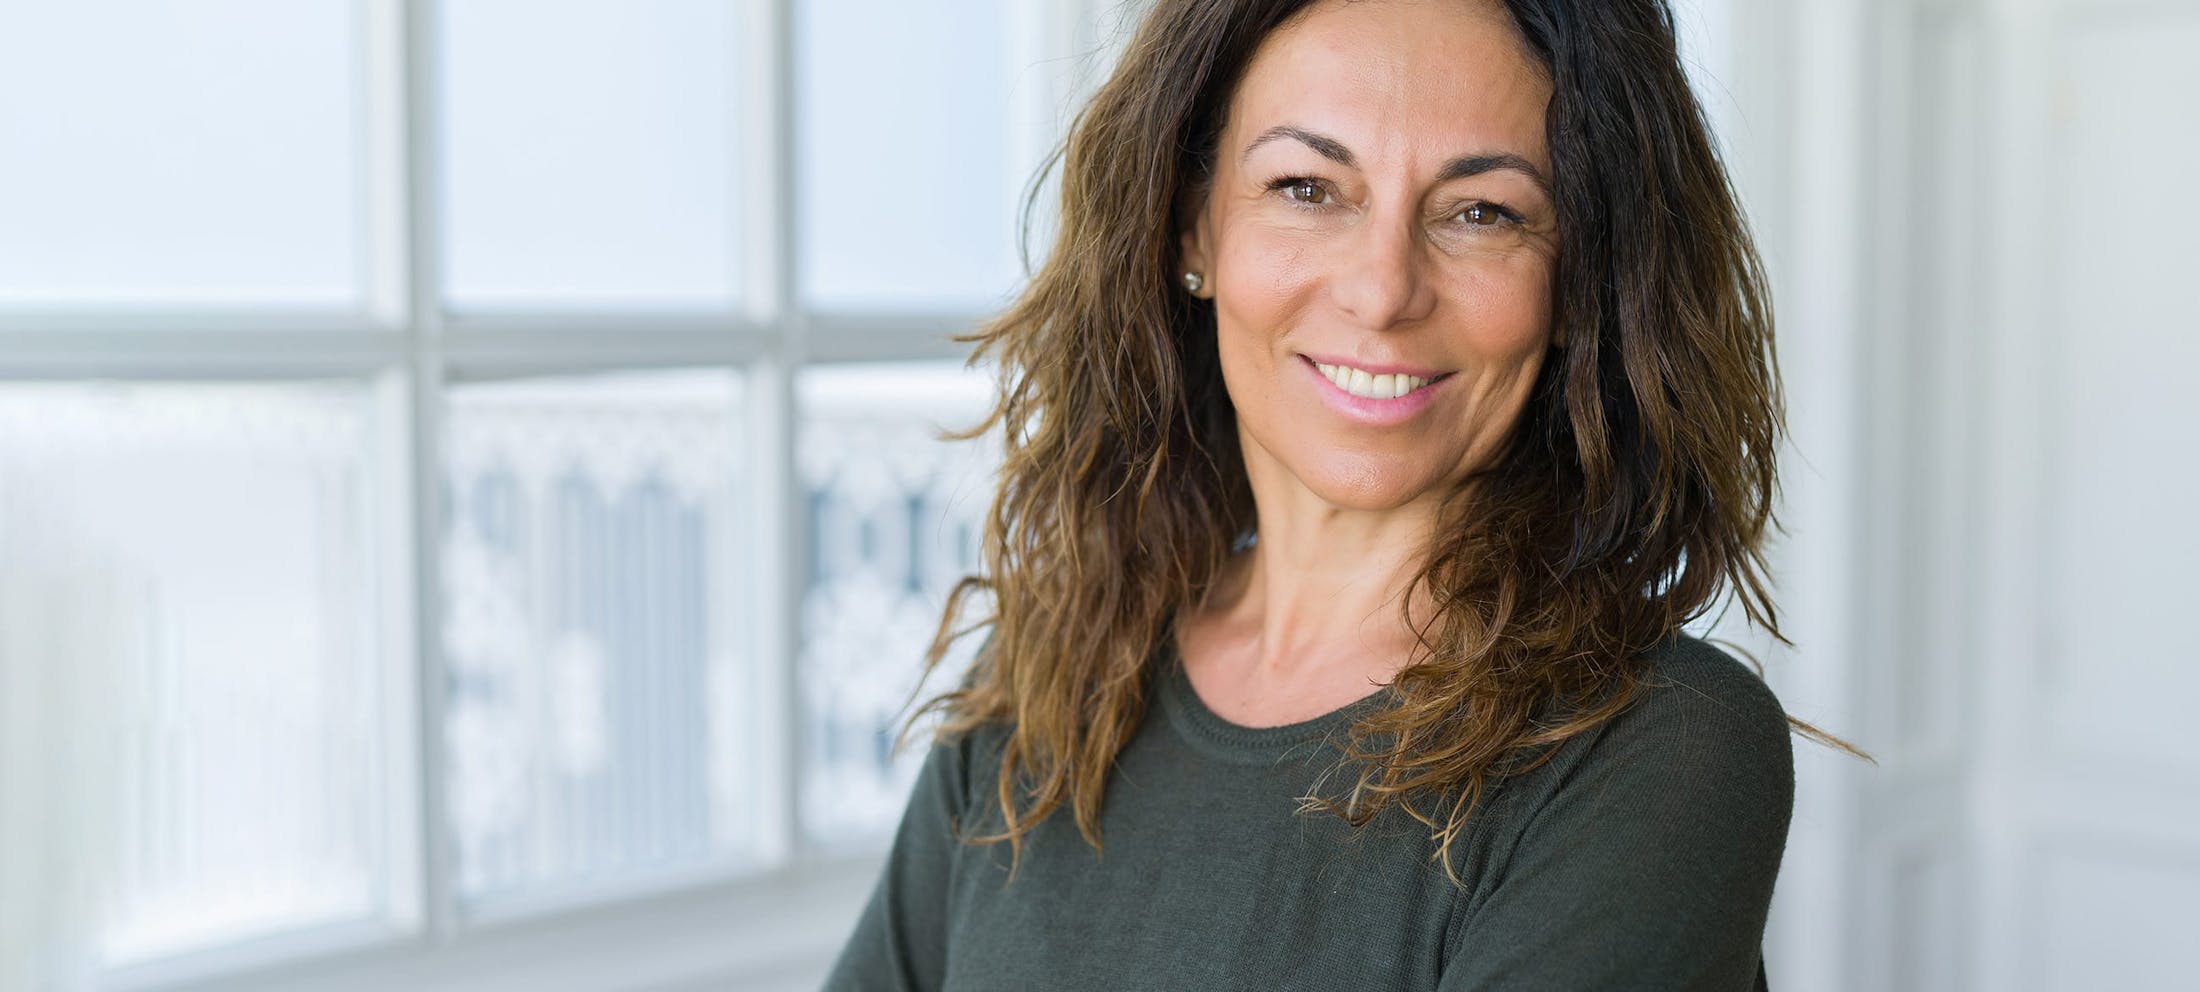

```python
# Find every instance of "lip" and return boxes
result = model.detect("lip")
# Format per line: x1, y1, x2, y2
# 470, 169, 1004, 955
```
1298, 354, 1450, 426
1296, 351, 1449, 380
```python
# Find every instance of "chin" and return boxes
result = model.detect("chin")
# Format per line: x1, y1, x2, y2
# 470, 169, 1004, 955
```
1294, 453, 1446, 512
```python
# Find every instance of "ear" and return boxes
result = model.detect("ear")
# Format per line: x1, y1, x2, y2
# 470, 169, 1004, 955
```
1177, 210, 1213, 299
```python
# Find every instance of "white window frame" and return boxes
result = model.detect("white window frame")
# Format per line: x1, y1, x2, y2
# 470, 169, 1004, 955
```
0, 1, 1125, 989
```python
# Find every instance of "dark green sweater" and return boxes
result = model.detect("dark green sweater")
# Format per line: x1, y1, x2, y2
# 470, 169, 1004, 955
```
822, 632, 1793, 990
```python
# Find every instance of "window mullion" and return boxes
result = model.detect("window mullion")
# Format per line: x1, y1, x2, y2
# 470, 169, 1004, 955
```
396, 0, 458, 944
739, 0, 804, 867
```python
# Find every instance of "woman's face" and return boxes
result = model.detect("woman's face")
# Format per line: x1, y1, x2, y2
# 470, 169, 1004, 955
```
1179, 0, 1559, 513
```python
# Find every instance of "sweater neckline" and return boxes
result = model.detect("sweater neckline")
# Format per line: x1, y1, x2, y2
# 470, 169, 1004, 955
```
1153, 638, 1394, 762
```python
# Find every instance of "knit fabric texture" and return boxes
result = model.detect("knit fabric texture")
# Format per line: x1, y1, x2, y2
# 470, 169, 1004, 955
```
822, 632, 1793, 991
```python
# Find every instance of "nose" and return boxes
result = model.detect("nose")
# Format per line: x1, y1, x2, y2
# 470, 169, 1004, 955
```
1328, 204, 1437, 330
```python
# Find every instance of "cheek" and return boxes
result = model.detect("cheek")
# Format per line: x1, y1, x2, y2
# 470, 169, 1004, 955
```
1451, 253, 1556, 353
1212, 235, 1319, 390
1216, 225, 1323, 325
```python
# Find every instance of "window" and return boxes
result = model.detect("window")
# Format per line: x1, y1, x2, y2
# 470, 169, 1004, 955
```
0, 1, 1112, 988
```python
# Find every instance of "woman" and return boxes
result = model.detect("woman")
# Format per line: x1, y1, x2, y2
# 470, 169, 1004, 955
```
826, 0, 1860, 988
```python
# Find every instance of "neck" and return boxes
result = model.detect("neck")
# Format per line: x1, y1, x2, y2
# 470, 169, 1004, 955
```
1199, 452, 1444, 685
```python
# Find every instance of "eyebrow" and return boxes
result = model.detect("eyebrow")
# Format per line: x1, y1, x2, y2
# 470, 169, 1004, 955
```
1240, 124, 1553, 196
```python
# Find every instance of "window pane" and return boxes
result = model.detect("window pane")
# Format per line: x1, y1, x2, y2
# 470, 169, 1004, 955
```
796, 362, 997, 847
796, 0, 1037, 311
441, 0, 742, 310
442, 369, 757, 908
0, 0, 360, 306
0, 381, 391, 968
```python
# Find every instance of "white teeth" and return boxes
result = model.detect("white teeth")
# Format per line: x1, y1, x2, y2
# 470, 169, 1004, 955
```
1312, 360, 1431, 400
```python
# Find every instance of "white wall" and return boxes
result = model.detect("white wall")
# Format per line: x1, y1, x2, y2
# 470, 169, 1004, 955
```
1743, 0, 2200, 989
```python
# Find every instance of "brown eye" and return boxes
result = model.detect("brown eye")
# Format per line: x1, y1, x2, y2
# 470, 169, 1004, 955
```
1459, 203, 1501, 226
1283, 179, 1327, 204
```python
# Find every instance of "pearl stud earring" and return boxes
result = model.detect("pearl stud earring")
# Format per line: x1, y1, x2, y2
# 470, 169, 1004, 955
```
1182, 271, 1203, 293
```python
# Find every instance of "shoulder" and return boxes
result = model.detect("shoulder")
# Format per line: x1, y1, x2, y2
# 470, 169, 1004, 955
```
1568, 632, 1796, 809
1477, 632, 1796, 875
1628, 633, 1793, 754
1633, 633, 1789, 730
910, 716, 1016, 838
1441, 635, 1797, 983
910, 635, 1018, 822
1492, 634, 1795, 828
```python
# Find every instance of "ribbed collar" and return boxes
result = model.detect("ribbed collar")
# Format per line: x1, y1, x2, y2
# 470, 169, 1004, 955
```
1151, 639, 1394, 765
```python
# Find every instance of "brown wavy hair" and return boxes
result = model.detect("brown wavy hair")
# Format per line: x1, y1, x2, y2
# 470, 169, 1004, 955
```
898, 0, 1866, 885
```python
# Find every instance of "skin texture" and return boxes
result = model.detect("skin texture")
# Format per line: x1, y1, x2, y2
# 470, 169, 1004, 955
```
1173, 0, 1560, 726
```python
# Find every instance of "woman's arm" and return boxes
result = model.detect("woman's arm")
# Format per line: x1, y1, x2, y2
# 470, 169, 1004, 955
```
1439, 642, 1796, 991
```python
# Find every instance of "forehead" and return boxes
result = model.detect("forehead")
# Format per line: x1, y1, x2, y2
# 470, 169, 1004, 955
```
1227, 0, 1551, 168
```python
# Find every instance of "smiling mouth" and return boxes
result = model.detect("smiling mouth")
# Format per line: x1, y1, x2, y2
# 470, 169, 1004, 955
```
1303, 356, 1452, 400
